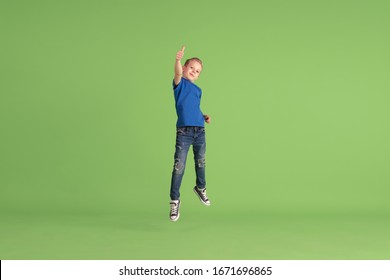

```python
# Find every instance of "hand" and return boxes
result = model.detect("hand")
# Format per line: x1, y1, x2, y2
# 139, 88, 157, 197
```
204, 115, 211, 124
176, 45, 185, 61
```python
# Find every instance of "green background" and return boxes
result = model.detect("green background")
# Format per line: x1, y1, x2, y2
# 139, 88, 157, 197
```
1, 0, 389, 259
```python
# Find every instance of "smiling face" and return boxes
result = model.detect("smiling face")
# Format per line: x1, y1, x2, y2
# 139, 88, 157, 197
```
182, 59, 203, 82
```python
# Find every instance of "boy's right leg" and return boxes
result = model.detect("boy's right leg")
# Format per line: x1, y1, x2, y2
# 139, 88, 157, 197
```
170, 127, 192, 201
169, 127, 192, 221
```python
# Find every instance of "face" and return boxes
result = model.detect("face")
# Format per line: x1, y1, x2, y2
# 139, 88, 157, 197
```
182, 60, 202, 82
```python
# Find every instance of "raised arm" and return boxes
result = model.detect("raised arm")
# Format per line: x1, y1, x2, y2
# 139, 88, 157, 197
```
174, 46, 185, 86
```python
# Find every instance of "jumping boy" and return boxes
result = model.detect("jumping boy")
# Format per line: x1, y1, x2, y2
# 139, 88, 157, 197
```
169, 46, 211, 222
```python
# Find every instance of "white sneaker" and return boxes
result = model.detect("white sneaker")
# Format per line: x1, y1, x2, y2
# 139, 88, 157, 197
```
193, 186, 211, 206
169, 200, 180, 221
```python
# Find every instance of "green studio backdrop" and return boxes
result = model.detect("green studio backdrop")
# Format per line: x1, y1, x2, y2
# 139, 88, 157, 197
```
1, 0, 390, 259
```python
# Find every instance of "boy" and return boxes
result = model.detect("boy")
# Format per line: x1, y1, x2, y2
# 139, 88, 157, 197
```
169, 46, 211, 222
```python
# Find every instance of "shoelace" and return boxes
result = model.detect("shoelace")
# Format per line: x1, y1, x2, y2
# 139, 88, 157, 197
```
199, 189, 208, 201
170, 202, 178, 215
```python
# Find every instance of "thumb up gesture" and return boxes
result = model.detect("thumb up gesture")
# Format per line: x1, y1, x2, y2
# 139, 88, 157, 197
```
176, 45, 185, 61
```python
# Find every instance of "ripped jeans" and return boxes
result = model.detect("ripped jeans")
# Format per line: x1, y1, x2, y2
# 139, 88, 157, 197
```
170, 126, 206, 200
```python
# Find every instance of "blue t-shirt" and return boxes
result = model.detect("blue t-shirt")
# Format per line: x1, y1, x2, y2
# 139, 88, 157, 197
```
173, 77, 204, 127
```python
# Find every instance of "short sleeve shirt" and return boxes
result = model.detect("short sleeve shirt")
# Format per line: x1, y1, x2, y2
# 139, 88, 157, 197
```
173, 77, 204, 127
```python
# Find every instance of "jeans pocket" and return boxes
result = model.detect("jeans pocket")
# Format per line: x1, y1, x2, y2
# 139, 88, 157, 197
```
177, 127, 186, 135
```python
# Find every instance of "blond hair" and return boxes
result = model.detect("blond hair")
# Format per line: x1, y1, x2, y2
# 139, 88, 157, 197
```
184, 57, 203, 69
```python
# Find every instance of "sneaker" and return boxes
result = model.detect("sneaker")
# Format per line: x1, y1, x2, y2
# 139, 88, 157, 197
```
169, 200, 180, 221
193, 186, 211, 206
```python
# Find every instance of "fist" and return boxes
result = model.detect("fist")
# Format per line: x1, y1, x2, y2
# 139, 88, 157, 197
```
176, 45, 185, 61
204, 115, 211, 124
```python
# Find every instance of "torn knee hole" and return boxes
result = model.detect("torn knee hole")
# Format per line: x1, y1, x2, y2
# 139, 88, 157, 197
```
174, 159, 184, 172
197, 158, 205, 168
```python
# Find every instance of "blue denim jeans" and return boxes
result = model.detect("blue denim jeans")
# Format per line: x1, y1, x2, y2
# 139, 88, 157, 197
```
170, 126, 206, 200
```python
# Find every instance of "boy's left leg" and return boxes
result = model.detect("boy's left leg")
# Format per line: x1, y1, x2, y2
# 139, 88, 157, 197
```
193, 127, 206, 188
192, 127, 210, 206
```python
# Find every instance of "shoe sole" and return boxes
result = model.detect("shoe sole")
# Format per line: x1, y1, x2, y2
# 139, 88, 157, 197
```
170, 212, 180, 222
193, 188, 211, 206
